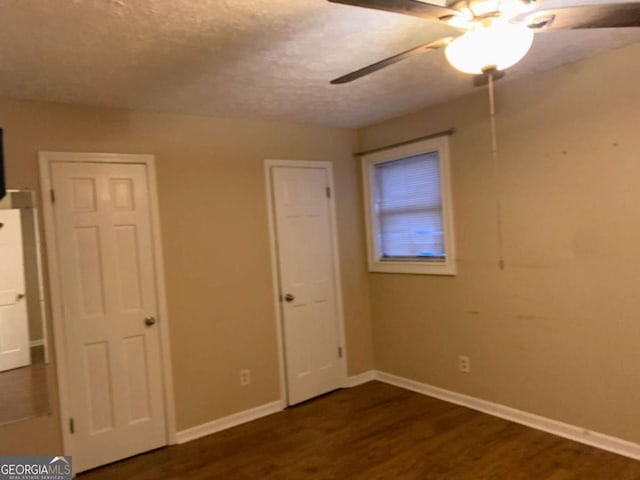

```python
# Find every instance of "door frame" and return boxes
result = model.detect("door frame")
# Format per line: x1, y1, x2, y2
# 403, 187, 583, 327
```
38, 152, 177, 461
264, 159, 348, 406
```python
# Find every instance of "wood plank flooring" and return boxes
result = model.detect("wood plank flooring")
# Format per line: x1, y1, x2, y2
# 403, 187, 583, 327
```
80, 381, 640, 479
0, 360, 49, 425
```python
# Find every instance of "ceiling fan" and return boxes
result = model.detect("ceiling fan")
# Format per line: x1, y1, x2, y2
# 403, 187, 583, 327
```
328, 0, 640, 85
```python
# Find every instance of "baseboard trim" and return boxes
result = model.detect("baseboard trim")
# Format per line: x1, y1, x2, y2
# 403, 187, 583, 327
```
346, 370, 376, 388
175, 372, 640, 460
176, 400, 284, 444
375, 371, 640, 461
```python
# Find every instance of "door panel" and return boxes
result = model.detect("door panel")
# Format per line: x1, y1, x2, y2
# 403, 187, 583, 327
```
271, 166, 342, 405
51, 162, 165, 472
0, 209, 31, 371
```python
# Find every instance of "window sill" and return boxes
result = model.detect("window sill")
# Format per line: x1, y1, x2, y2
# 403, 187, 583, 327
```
368, 260, 456, 275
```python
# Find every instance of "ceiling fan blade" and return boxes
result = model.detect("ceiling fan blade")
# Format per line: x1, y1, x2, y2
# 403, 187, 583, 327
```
514, 2, 640, 30
331, 37, 454, 84
327, 0, 459, 22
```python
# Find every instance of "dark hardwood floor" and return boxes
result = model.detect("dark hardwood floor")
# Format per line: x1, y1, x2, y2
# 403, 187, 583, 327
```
80, 381, 640, 479
0, 357, 49, 425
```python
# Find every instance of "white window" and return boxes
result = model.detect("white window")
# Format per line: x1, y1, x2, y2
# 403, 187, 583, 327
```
362, 136, 456, 275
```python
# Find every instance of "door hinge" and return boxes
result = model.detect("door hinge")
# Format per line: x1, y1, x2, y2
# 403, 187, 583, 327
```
50, 189, 56, 204
325, 186, 331, 198
69, 418, 75, 434
338, 346, 343, 358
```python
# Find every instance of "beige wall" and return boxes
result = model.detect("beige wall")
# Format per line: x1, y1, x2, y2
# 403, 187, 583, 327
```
0, 100, 374, 452
359, 42, 640, 444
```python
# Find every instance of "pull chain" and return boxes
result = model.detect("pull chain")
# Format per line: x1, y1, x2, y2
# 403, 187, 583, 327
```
488, 72, 505, 270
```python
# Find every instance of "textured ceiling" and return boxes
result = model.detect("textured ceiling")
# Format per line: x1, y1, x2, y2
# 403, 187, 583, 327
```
0, 0, 638, 127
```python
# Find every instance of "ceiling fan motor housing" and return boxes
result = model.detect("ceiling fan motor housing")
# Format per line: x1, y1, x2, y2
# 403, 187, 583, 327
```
444, 0, 537, 5
441, 0, 538, 31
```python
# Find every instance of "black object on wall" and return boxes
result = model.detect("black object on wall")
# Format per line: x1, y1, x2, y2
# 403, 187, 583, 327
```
0, 129, 5, 201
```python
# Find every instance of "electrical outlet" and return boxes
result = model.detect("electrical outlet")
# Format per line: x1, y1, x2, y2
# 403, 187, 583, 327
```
240, 369, 251, 386
458, 355, 471, 374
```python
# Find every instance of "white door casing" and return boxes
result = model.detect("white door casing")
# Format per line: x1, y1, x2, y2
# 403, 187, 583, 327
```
0, 209, 31, 371
39, 153, 176, 473
266, 161, 346, 405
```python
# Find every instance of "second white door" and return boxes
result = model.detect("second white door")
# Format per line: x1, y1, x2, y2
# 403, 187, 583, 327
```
50, 160, 166, 472
270, 164, 343, 405
0, 209, 31, 371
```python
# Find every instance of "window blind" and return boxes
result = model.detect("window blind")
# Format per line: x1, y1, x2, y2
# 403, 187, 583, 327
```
374, 152, 445, 260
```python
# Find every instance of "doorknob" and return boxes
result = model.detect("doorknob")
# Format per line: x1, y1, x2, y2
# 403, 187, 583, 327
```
144, 316, 156, 327
16, 293, 25, 301
284, 293, 295, 303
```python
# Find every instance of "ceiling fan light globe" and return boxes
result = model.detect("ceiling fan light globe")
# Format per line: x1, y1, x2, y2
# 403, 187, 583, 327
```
444, 22, 534, 74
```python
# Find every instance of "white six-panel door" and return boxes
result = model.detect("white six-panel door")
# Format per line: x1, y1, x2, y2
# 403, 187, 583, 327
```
0, 209, 31, 371
50, 161, 166, 472
270, 165, 343, 405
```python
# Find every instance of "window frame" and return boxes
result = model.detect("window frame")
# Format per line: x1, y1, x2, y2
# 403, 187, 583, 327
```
361, 136, 456, 275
